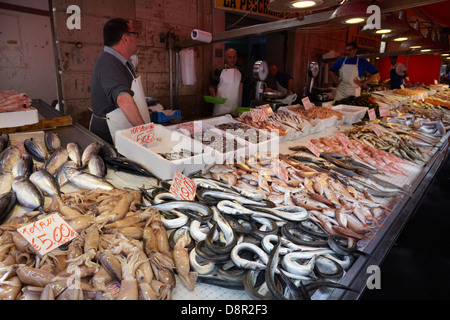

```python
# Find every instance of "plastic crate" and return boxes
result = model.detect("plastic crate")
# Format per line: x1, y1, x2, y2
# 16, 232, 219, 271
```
152, 110, 181, 123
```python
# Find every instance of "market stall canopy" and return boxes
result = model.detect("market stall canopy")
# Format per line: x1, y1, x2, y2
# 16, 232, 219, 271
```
405, 0, 450, 28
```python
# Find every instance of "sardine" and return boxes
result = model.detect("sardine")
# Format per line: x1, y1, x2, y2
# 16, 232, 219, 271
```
63, 166, 114, 191
12, 176, 44, 209
81, 141, 102, 168
24, 139, 49, 162
45, 147, 69, 175
44, 131, 61, 153
66, 142, 83, 167
88, 154, 106, 178
0, 191, 16, 224
29, 169, 61, 197
0, 145, 22, 171
11, 156, 34, 178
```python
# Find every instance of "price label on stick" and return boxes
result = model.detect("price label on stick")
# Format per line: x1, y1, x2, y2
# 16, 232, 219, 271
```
306, 141, 321, 157
335, 133, 350, 148
17, 213, 78, 256
272, 159, 289, 183
372, 124, 383, 137
379, 105, 390, 117
170, 170, 197, 201
302, 97, 314, 110
177, 121, 202, 135
355, 87, 361, 97
259, 104, 274, 117
130, 123, 155, 145
368, 108, 377, 121
251, 108, 266, 122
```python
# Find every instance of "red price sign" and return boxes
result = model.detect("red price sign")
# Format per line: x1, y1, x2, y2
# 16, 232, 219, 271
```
177, 121, 202, 135
306, 141, 321, 157
259, 104, 274, 117
251, 108, 267, 122
371, 124, 383, 137
17, 213, 77, 256
130, 123, 155, 145
272, 159, 289, 183
379, 106, 390, 117
302, 97, 314, 110
368, 108, 376, 121
335, 133, 350, 148
170, 170, 197, 201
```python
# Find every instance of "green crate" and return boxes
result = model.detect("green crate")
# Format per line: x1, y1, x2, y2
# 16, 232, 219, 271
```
204, 95, 227, 104
236, 107, 251, 115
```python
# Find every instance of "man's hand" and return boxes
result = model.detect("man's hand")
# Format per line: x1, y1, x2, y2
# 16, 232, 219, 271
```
353, 78, 365, 86
116, 93, 145, 126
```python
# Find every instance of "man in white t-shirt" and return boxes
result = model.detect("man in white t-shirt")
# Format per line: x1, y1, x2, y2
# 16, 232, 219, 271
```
389, 56, 408, 89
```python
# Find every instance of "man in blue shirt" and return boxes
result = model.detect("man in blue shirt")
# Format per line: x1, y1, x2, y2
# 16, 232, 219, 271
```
329, 42, 379, 100
268, 64, 294, 95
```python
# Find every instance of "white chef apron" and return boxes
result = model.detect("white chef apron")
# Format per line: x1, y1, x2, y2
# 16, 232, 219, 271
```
213, 68, 242, 116
106, 65, 151, 144
276, 81, 288, 94
335, 57, 360, 101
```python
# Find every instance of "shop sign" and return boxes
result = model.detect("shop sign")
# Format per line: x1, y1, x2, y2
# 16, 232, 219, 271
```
348, 26, 381, 51
215, 0, 299, 20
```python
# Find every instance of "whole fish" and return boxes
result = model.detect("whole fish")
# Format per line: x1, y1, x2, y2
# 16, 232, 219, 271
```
99, 144, 117, 159
24, 139, 49, 162
88, 154, 106, 178
0, 171, 13, 195
0, 134, 9, 154
11, 156, 34, 178
103, 156, 157, 178
66, 142, 83, 167
81, 141, 102, 168
56, 161, 77, 187
29, 169, 61, 197
0, 191, 16, 224
45, 147, 69, 175
12, 176, 44, 209
44, 131, 61, 153
63, 166, 114, 191
151, 200, 213, 222
0, 145, 22, 171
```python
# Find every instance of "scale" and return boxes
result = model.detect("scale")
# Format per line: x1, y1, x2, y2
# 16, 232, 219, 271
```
253, 60, 269, 100
308, 61, 333, 102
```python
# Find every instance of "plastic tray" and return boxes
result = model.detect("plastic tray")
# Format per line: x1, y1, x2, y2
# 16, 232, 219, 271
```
152, 110, 181, 123
331, 105, 368, 124
115, 124, 207, 180
204, 95, 227, 104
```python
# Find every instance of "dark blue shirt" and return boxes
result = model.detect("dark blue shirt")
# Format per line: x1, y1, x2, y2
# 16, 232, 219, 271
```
330, 56, 378, 78
274, 71, 293, 90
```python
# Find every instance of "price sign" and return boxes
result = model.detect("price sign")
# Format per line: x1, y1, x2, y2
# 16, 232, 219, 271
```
371, 124, 382, 137
272, 159, 289, 183
355, 87, 361, 97
379, 105, 390, 117
335, 133, 350, 148
251, 108, 267, 122
306, 141, 321, 157
107, 281, 121, 297
400, 84, 405, 90
130, 123, 155, 145
322, 101, 334, 109
170, 170, 197, 201
259, 104, 274, 117
301, 97, 314, 110
177, 121, 202, 135
368, 109, 376, 121
17, 213, 78, 256
434, 79, 438, 85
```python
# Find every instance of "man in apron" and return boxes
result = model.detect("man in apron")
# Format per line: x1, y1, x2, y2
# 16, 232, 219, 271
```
208, 48, 254, 116
268, 64, 294, 95
329, 42, 379, 101
90, 18, 150, 144
389, 56, 408, 89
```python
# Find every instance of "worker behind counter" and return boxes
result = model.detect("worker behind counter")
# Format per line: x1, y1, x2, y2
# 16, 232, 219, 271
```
329, 42, 379, 101
90, 18, 150, 145
208, 48, 254, 116
267, 64, 294, 95
389, 56, 408, 89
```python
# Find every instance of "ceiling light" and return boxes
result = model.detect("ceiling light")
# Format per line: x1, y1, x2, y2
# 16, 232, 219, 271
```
360, 11, 409, 36
290, 1, 317, 8
394, 37, 408, 42
345, 17, 365, 24
410, 45, 421, 49
376, 29, 392, 34
267, 0, 341, 12
330, 0, 372, 25
421, 49, 432, 52
442, 53, 450, 56
382, 19, 423, 42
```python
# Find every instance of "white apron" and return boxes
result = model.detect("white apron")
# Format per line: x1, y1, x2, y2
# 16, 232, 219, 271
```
106, 65, 151, 143
335, 57, 360, 101
213, 68, 242, 116
276, 81, 288, 95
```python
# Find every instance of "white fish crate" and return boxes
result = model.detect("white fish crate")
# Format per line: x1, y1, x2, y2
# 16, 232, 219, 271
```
331, 105, 368, 125
202, 115, 280, 158
0, 107, 39, 129
279, 106, 340, 135
115, 124, 207, 180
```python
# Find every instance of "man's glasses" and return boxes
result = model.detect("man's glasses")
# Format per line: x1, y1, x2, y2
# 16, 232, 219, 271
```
127, 31, 140, 39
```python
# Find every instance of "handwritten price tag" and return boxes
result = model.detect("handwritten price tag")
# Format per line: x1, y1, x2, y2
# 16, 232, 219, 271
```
130, 123, 155, 145
170, 170, 197, 201
177, 121, 202, 135
259, 104, 274, 117
302, 97, 314, 110
251, 108, 267, 122
368, 108, 377, 121
272, 159, 289, 183
371, 124, 383, 137
379, 105, 390, 117
17, 213, 77, 256
335, 133, 350, 148
306, 141, 321, 157
355, 87, 361, 97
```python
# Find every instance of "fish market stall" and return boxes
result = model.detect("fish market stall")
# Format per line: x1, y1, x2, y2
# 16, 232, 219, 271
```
1, 98, 449, 300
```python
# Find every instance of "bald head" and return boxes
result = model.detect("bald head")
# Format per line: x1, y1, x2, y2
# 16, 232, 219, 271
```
224, 48, 237, 68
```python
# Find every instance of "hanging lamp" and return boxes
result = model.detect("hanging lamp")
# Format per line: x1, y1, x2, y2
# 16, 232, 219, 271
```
329, 0, 373, 25
267, 0, 342, 12
360, 11, 409, 36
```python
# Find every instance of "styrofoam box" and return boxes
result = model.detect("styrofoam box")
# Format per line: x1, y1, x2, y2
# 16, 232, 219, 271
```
167, 122, 248, 165
332, 105, 368, 124
202, 115, 280, 158
0, 107, 39, 128
279, 105, 340, 135
115, 124, 208, 180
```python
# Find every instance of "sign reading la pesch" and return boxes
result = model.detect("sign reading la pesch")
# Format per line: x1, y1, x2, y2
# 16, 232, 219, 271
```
216, 0, 298, 19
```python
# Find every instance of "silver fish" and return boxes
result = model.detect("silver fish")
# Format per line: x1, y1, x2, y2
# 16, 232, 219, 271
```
66, 142, 82, 167
99, 144, 117, 158
0, 145, 22, 171
56, 161, 77, 187
44, 131, 61, 153
88, 154, 106, 178
0, 191, 16, 224
29, 169, 61, 197
0, 171, 13, 195
24, 139, 49, 162
12, 176, 44, 209
11, 156, 34, 178
81, 141, 102, 168
63, 166, 114, 191
151, 200, 213, 222
45, 147, 69, 175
